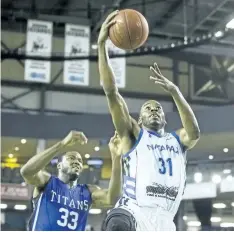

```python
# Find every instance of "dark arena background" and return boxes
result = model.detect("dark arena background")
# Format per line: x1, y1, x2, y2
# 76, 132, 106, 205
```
1, 0, 234, 231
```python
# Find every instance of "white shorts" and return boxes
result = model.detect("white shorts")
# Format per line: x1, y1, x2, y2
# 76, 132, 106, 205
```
115, 199, 176, 231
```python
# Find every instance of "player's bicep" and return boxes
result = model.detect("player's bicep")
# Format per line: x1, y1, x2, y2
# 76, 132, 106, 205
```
21, 170, 51, 187
176, 128, 199, 150
106, 90, 132, 137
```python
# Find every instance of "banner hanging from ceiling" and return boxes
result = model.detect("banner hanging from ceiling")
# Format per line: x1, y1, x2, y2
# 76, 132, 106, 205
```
63, 24, 90, 86
25, 20, 53, 83
1, 183, 32, 200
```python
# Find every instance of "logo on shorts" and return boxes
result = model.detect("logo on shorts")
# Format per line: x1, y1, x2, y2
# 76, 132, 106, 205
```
146, 184, 178, 201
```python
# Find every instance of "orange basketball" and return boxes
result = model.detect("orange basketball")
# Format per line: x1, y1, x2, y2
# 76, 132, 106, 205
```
109, 9, 149, 50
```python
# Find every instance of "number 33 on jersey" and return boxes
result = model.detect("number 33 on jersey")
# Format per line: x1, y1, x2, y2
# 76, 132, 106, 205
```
28, 176, 92, 231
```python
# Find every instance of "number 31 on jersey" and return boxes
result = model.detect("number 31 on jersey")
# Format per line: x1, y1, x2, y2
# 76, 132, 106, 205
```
158, 158, 173, 176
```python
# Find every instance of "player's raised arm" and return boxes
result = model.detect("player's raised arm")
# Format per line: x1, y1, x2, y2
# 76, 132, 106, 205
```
98, 11, 133, 138
149, 63, 200, 150
89, 132, 122, 207
20, 131, 88, 187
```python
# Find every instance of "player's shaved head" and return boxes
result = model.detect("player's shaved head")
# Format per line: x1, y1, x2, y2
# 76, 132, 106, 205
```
140, 100, 161, 113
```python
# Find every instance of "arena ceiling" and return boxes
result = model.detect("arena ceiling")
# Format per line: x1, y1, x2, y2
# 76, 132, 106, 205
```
1, 0, 234, 166
1, 0, 234, 57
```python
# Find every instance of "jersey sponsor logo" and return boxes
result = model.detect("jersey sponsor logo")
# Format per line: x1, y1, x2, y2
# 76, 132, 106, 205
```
147, 144, 179, 154
50, 190, 89, 211
146, 183, 179, 201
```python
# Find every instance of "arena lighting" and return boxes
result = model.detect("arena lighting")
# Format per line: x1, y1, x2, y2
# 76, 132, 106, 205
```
14, 205, 27, 210
187, 221, 201, 227
213, 203, 226, 209
223, 169, 231, 174
223, 148, 229, 153
21, 139, 27, 144
0, 204, 8, 209
14, 147, 19, 151
91, 44, 98, 50
210, 217, 221, 223
226, 18, 234, 29
231, 202, 234, 207
8, 153, 14, 158
94, 146, 100, 151
183, 216, 188, 221
208, 33, 212, 38
87, 159, 103, 166
212, 174, 221, 184
214, 31, 224, 38
194, 172, 203, 183
85, 154, 90, 159
226, 175, 233, 181
89, 209, 102, 214
220, 222, 234, 228
227, 63, 234, 72
209, 155, 214, 160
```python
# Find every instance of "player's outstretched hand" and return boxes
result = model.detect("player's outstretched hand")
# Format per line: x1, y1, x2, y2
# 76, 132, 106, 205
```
149, 62, 178, 93
61, 131, 88, 147
109, 131, 122, 159
98, 10, 118, 45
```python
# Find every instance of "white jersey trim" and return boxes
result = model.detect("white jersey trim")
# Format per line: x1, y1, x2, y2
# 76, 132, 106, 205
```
32, 193, 43, 231
170, 131, 187, 153
123, 129, 143, 158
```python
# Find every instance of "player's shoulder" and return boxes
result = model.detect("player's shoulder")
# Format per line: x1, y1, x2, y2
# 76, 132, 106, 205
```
32, 174, 54, 198
166, 130, 181, 142
168, 130, 187, 152
167, 131, 178, 138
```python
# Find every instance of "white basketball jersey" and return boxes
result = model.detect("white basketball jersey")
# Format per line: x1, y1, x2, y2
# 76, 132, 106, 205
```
122, 128, 186, 216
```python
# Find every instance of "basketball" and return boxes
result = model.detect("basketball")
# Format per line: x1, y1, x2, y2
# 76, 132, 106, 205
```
109, 9, 149, 50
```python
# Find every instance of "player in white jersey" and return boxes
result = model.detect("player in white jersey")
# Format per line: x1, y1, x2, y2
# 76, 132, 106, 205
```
98, 11, 200, 231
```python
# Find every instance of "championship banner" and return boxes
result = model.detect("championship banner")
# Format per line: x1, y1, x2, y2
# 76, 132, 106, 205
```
25, 20, 53, 83
105, 39, 126, 88
64, 24, 90, 86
